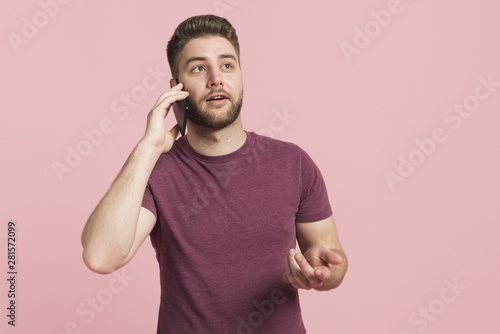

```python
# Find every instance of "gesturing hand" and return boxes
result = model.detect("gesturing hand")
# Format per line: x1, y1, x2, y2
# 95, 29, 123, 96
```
142, 82, 189, 154
285, 246, 343, 290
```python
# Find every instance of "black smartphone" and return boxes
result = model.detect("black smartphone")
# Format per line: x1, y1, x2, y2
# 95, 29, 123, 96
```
172, 78, 189, 136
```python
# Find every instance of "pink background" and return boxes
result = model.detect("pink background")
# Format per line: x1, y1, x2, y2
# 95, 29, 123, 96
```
1, 0, 499, 333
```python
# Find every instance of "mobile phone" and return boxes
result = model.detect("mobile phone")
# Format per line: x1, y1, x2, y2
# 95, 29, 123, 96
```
172, 78, 189, 136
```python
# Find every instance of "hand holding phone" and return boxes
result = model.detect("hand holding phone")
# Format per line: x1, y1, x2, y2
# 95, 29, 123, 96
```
172, 79, 189, 136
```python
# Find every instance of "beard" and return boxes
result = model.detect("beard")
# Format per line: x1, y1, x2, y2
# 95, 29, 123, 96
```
186, 89, 243, 129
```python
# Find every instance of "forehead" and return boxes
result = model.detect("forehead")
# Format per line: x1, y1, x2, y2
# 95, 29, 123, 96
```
179, 36, 238, 65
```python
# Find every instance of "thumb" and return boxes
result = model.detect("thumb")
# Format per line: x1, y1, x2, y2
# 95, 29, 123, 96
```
169, 124, 181, 139
321, 249, 343, 266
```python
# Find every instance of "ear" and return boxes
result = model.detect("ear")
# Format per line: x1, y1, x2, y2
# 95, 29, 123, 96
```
170, 78, 178, 88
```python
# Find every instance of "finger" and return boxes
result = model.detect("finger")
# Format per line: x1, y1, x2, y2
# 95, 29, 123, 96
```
285, 250, 298, 287
288, 250, 315, 290
148, 93, 189, 124
156, 82, 184, 101
151, 89, 189, 111
154, 91, 189, 112
172, 81, 183, 89
294, 252, 317, 281
318, 248, 343, 266
313, 266, 332, 281
285, 250, 306, 290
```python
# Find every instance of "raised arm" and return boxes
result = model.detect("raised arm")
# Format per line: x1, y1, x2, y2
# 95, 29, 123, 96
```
81, 83, 189, 274
285, 215, 348, 291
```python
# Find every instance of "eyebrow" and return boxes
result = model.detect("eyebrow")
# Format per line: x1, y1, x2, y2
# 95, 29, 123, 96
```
184, 54, 238, 69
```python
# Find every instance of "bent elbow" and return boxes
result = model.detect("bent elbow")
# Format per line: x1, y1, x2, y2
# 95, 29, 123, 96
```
82, 250, 122, 275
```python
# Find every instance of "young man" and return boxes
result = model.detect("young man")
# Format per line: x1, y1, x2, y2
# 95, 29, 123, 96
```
81, 15, 347, 333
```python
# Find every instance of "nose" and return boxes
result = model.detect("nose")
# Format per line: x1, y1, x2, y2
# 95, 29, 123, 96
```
207, 68, 223, 88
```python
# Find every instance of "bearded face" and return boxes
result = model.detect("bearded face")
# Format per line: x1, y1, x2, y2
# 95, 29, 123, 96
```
185, 87, 243, 129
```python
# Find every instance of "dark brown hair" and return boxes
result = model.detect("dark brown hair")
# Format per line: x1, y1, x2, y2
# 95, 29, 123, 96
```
166, 15, 240, 78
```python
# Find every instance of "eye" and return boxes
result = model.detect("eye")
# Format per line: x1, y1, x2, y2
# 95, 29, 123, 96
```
222, 63, 232, 70
192, 65, 205, 73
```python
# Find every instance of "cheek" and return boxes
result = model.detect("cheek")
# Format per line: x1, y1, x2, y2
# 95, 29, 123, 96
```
233, 78, 243, 92
182, 84, 201, 101
187, 92, 204, 105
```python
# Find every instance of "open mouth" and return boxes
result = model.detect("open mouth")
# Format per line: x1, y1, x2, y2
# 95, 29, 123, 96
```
207, 96, 226, 101
206, 93, 229, 102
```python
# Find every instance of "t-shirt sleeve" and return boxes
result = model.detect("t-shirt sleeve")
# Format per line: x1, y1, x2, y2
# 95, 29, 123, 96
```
295, 148, 333, 223
142, 182, 158, 218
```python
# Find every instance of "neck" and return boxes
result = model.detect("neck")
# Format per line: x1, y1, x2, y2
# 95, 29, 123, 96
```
185, 116, 247, 156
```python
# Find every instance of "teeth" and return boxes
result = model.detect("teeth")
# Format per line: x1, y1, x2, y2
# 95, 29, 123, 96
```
212, 96, 223, 100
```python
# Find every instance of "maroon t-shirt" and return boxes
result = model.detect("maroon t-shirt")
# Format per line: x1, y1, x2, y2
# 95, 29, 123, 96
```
142, 131, 332, 333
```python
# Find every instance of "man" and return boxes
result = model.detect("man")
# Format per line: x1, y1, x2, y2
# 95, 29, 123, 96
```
81, 14, 347, 333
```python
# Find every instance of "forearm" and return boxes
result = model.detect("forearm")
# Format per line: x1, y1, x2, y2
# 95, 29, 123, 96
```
81, 140, 161, 272
315, 248, 348, 291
